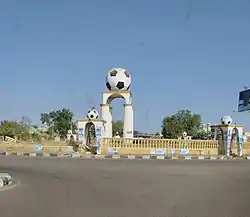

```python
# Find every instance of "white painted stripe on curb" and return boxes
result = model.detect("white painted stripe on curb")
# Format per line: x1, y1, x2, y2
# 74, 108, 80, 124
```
17, 152, 24, 156
0, 173, 12, 188
171, 156, 179, 160
128, 155, 135, 159
58, 154, 69, 157
112, 155, 120, 159
156, 156, 165, 160
43, 153, 51, 157
0, 178, 4, 188
198, 156, 205, 160
72, 153, 81, 158
81, 155, 93, 159
0, 173, 11, 180
210, 156, 218, 160
142, 156, 150, 159
94, 155, 105, 159
246, 156, 250, 160
29, 153, 36, 157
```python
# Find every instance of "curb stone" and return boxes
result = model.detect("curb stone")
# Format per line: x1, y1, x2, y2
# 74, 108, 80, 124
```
0, 173, 12, 187
0, 151, 249, 160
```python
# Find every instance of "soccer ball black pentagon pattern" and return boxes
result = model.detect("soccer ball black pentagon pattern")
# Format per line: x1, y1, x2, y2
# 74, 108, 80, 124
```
87, 109, 99, 119
106, 68, 131, 91
220, 116, 232, 125
106, 82, 111, 90
116, 81, 124, 89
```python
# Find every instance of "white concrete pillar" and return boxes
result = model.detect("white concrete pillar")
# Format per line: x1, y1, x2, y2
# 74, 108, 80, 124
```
123, 104, 134, 138
213, 127, 217, 140
225, 129, 232, 156
101, 104, 112, 138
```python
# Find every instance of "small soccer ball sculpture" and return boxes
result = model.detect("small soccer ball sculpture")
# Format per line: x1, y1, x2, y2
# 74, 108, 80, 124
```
183, 131, 187, 137
106, 68, 131, 91
221, 116, 233, 125
87, 108, 99, 119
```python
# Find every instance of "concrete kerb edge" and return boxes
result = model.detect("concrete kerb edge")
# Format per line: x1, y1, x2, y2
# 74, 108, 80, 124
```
0, 173, 12, 187
0, 151, 249, 160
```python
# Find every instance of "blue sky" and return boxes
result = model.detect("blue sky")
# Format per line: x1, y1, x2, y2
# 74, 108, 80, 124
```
1, 0, 250, 132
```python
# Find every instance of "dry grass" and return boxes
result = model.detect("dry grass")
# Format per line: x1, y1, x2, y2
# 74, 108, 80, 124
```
17, 140, 67, 146
0, 144, 71, 153
0, 139, 69, 153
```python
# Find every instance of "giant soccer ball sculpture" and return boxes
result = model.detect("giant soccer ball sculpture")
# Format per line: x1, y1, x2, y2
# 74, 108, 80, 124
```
87, 108, 99, 119
101, 67, 134, 138
221, 116, 233, 125
106, 68, 131, 91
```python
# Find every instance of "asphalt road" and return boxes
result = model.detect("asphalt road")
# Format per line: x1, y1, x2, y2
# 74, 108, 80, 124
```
0, 157, 250, 217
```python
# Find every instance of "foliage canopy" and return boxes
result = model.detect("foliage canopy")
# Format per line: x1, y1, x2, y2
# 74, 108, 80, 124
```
40, 108, 76, 138
112, 120, 124, 137
161, 109, 209, 139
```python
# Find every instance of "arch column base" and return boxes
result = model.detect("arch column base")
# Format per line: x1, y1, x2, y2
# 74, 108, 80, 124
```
123, 104, 133, 138
100, 104, 112, 138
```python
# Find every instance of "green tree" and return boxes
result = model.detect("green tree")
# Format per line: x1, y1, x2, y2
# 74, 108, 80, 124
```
192, 124, 211, 139
40, 108, 76, 138
161, 109, 202, 139
0, 120, 28, 139
112, 120, 123, 136
192, 130, 210, 139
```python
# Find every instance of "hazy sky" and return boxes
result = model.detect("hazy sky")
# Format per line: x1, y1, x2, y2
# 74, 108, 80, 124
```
1, 0, 250, 132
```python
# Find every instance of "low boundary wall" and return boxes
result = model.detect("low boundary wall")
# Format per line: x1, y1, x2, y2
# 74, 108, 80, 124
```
1, 138, 250, 156
0, 143, 73, 154
101, 138, 219, 156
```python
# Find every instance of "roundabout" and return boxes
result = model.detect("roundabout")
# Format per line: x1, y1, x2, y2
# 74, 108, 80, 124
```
1, 69, 250, 217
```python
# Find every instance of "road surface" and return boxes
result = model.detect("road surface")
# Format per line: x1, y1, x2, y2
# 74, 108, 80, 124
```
0, 156, 250, 217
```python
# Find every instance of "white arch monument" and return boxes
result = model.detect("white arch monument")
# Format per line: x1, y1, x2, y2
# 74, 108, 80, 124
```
101, 68, 134, 138
77, 108, 106, 154
210, 116, 244, 156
